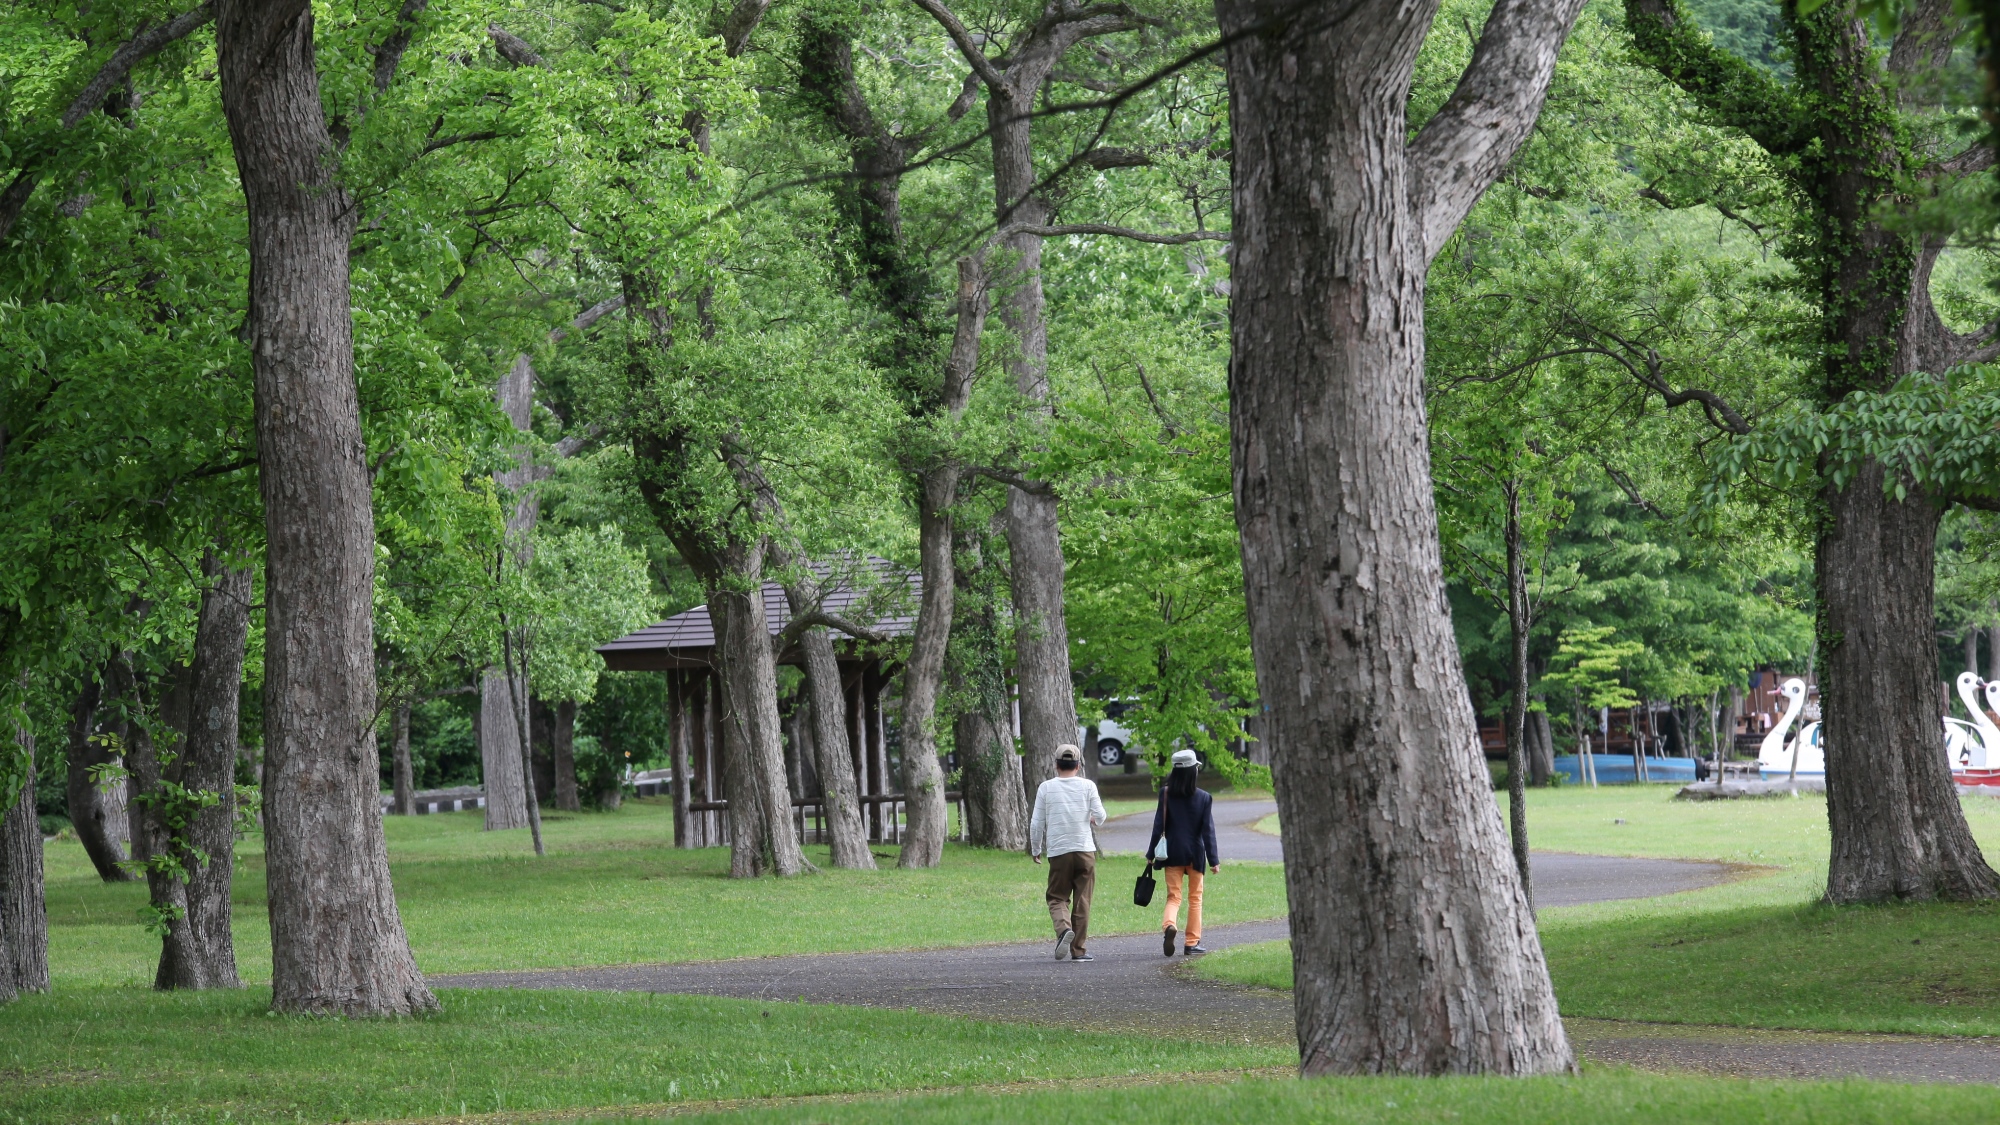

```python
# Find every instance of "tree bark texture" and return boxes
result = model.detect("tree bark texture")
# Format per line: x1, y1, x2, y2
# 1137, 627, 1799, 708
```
153, 558, 251, 990
1, 723, 47, 997
483, 350, 540, 828
896, 470, 958, 868
479, 667, 529, 830
551, 699, 580, 813
1219, 0, 1583, 1075
988, 82, 1072, 799
1821, 465, 1997, 900
391, 701, 415, 816
65, 677, 132, 881
786, 608, 874, 869
950, 524, 1027, 850
709, 587, 807, 877
1526, 703, 1554, 787
216, 0, 434, 1014
501, 630, 545, 856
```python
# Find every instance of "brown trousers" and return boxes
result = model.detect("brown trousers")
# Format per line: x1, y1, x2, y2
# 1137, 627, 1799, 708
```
1045, 850, 1096, 955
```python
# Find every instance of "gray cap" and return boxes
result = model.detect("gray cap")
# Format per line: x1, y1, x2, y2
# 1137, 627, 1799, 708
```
1054, 744, 1082, 766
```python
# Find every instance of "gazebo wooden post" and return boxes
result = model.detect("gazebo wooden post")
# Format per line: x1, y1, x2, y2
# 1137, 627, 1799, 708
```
865, 661, 888, 843
845, 672, 870, 841
690, 671, 711, 847
669, 671, 691, 849
708, 670, 726, 843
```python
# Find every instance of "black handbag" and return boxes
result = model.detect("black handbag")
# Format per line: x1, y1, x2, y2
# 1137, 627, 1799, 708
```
1134, 790, 1167, 907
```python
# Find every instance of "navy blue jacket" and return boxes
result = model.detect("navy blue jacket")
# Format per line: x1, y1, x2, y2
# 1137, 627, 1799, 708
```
1145, 787, 1219, 872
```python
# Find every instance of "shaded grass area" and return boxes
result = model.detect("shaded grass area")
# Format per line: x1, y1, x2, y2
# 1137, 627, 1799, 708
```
43, 798, 1290, 988
0, 987, 1290, 1125
1196, 788, 2000, 1037
584, 1072, 2000, 1125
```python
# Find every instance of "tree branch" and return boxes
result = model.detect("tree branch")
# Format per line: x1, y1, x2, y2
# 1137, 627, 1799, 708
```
772, 609, 894, 657
909, 0, 1010, 92
717, 0, 774, 57
967, 465, 1054, 495
1408, 0, 1590, 266
1622, 0, 1809, 157
488, 25, 545, 68
372, 0, 429, 92
0, 2, 217, 241
61, 3, 217, 130
1012, 222, 1228, 244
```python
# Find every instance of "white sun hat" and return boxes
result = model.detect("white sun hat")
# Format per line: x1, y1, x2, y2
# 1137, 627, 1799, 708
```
1171, 748, 1199, 768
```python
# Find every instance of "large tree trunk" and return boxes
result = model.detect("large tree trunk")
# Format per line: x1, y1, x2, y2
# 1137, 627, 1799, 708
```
64, 677, 131, 881
950, 523, 1027, 850
155, 559, 251, 990
1, 723, 47, 997
785, 608, 874, 869
551, 700, 580, 813
1218, 0, 1580, 1076
896, 470, 957, 868
479, 667, 529, 830
989, 142, 1074, 799
714, 580, 808, 877
1526, 702, 1555, 787
1623, 0, 2000, 908
484, 350, 539, 829
980, 39, 1079, 803
1821, 465, 1998, 901
216, 0, 434, 1015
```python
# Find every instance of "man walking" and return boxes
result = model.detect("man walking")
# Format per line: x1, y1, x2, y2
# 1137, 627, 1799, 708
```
1030, 744, 1105, 961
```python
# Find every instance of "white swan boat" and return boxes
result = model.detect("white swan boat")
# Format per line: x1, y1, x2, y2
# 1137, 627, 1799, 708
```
1750, 673, 2000, 786
1756, 678, 1823, 778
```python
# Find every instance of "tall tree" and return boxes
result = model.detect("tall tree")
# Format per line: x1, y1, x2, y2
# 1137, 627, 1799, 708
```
913, 0, 1147, 796
1217, 0, 1586, 1076
214, 0, 434, 1014
1624, 0, 2000, 902
148, 556, 251, 990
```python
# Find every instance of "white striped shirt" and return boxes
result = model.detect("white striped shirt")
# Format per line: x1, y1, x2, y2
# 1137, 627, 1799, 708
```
1030, 775, 1106, 858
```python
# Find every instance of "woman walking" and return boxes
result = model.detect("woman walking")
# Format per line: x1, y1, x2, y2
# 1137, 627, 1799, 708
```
1145, 748, 1220, 956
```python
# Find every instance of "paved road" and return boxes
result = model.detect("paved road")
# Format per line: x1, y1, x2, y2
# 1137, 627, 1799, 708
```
1097, 798, 1727, 908
435, 801, 2000, 1085
437, 800, 1729, 1046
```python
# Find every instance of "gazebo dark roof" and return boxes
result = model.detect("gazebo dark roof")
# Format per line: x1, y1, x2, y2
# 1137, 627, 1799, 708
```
596, 557, 917, 672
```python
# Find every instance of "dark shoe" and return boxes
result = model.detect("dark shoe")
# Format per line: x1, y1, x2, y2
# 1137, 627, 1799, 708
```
1163, 925, 1177, 957
1055, 929, 1074, 961
1184, 942, 1210, 956
1070, 952, 1095, 962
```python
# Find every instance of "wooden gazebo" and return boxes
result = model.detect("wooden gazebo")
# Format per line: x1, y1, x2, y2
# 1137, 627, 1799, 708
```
596, 560, 915, 846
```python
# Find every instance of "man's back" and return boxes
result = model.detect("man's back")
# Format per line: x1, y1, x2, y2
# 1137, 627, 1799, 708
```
1031, 775, 1105, 858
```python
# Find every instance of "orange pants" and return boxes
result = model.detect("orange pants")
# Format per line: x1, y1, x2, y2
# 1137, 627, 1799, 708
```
1161, 866, 1204, 943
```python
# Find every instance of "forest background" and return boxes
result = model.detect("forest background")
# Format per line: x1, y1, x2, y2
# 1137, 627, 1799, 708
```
4, 0, 1997, 872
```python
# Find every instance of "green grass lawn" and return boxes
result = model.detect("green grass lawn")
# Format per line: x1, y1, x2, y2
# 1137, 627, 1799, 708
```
603, 1072, 2000, 1125
43, 797, 1291, 988
25, 786, 2000, 1124
1197, 787, 2000, 1037
0, 986, 1289, 1124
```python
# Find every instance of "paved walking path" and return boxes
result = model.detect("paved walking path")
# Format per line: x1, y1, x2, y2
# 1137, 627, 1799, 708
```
437, 800, 1999, 1085
1096, 799, 1729, 907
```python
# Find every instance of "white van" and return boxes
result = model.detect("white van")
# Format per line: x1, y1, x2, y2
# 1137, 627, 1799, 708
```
1081, 701, 1137, 767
